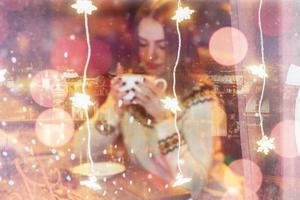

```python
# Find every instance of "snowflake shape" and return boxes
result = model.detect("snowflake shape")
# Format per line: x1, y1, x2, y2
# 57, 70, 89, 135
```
172, 7, 195, 23
71, 0, 97, 15
161, 97, 181, 114
70, 93, 94, 109
172, 173, 192, 187
246, 65, 268, 79
0, 69, 7, 83
257, 135, 275, 155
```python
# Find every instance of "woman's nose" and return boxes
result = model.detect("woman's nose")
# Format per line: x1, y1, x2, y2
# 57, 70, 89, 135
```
147, 44, 156, 61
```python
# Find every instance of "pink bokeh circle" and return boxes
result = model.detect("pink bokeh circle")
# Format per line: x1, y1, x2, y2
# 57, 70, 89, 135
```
271, 120, 300, 158
35, 108, 74, 148
224, 159, 263, 195
89, 39, 113, 76
51, 37, 112, 76
51, 36, 87, 74
209, 27, 248, 66
30, 69, 68, 107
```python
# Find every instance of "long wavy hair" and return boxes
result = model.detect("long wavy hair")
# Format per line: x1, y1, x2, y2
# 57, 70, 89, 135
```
128, 0, 195, 97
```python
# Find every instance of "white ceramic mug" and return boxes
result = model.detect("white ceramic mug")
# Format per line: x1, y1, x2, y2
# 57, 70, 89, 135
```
119, 74, 167, 101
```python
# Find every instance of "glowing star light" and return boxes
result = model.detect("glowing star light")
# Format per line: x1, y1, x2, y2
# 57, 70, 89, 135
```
71, 0, 97, 15
161, 97, 181, 114
246, 64, 268, 78
0, 69, 7, 83
70, 92, 94, 109
172, 6, 195, 23
172, 173, 192, 187
257, 135, 275, 155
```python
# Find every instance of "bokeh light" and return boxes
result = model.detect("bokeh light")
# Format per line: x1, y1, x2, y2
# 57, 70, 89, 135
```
35, 108, 74, 148
89, 39, 113, 76
271, 120, 300, 158
30, 69, 68, 107
224, 159, 262, 197
209, 27, 248, 66
51, 36, 112, 76
51, 36, 87, 74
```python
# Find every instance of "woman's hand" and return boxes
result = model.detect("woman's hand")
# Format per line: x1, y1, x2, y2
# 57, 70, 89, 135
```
133, 79, 172, 122
108, 64, 131, 112
110, 77, 127, 103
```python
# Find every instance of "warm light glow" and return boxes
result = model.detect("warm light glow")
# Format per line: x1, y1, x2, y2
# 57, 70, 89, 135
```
41, 77, 51, 89
225, 159, 263, 195
161, 97, 181, 114
30, 70, 68, 107
71, 0, 97, 15
209, 27, 248, 66
227, 186, 240, 195
257, 135, 275, 155
270, 120, 299, 157
172, 173, 192, 187
0, 69, 7, 83
70, 92, 94, 109
172, 6, 195, 23
35, 108, 74, 148
80, 176, 102, 191
246, 64, 268, 78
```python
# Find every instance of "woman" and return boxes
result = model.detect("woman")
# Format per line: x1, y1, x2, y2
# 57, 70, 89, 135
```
73, 0, 227, 197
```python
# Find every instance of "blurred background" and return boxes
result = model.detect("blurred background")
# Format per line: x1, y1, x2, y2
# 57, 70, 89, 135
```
0, 0, 300, 199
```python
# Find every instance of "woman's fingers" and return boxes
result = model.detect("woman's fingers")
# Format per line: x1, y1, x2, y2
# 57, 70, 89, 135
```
111, 77, 126, 95
111, 63, 125, 85
145, 79, 165, 96
133, 90, 149, 104
137, 84, 155, 99
135, 81, 161, 99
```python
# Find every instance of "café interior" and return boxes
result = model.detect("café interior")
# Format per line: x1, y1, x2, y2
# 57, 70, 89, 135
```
0, 0, 299, 199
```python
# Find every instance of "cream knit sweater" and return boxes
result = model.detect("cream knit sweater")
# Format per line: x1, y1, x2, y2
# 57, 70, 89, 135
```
72, 83, 227, 195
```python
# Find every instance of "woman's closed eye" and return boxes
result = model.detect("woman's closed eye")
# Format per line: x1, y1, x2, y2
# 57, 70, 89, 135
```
156, 41, 168, 50
139, 41, 148, 48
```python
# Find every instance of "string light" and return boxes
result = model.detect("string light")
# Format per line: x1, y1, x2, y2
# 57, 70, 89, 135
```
172, 174, 192, 187
71, 0, 97, 182
170, 0, 194, 187
256, 0, 275, 154
161, 97, 181, 114
172, 6, 195, 23
0, 69, 7, 83
80, 176, 102, 191
71, 0, 97, 15
257, 135, 275, 155
70, 92, 94, 109
246, 64, 268, 79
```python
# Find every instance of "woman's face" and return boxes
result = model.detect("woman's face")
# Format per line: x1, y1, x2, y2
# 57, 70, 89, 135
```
138, 17, 168, 76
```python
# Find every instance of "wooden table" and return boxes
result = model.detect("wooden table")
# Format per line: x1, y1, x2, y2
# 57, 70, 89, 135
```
0, 156, 191, 200
96, 165, 191, 200
0, 121, 191, 199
